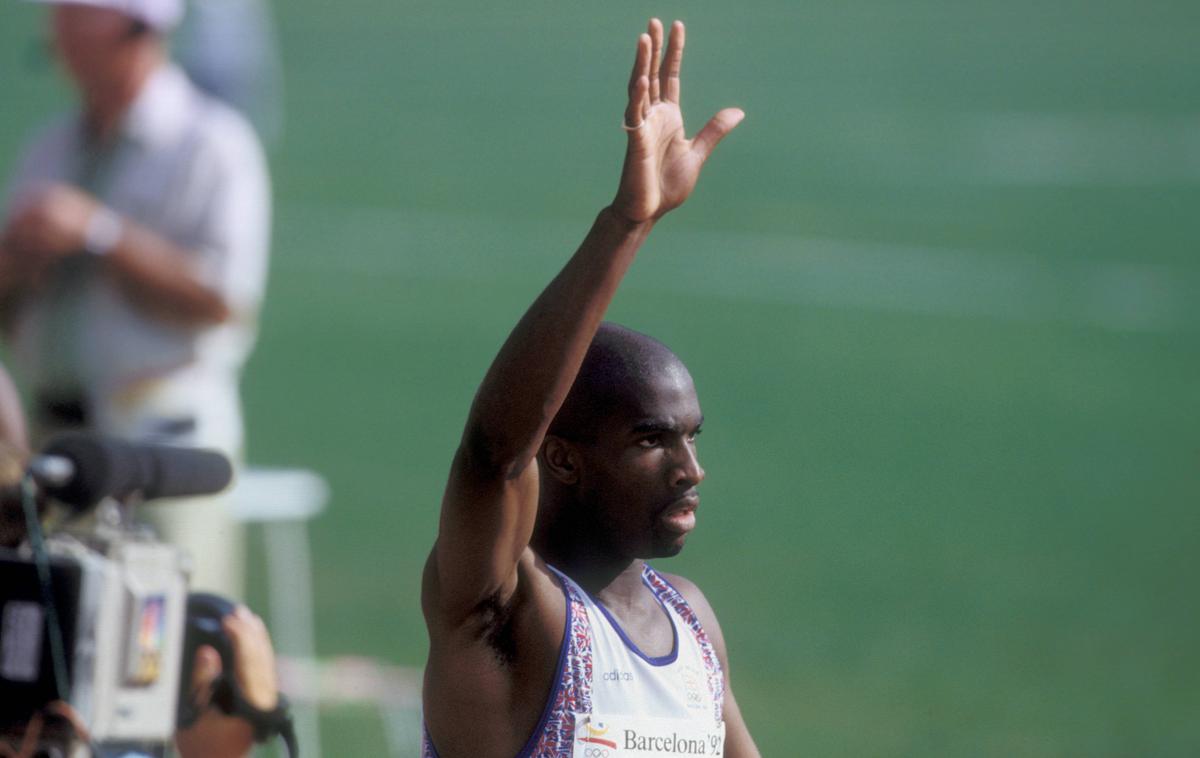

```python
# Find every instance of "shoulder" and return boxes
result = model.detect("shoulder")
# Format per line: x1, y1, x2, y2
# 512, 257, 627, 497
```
176, 74, 268, 175
176, 91, 271, 213
127, 67, 267, 196
655, 570, 711, 614
195, 97, 262, 155
197, 111, 267, 178
655, 570, 729, 656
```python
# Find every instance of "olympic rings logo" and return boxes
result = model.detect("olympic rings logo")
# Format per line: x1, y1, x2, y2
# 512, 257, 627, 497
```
583, 748, 611, 758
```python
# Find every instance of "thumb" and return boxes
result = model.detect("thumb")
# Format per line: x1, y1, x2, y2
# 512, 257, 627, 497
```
190, 644, 222, 707
691, 107, 745, 162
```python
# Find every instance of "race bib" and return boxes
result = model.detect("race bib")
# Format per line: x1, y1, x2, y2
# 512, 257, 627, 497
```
573, 713, 725, 757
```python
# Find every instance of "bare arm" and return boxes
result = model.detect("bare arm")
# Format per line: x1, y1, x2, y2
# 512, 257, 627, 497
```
667, 574, 761, 757
427, 19, 744, 625
105, 219, 232, 324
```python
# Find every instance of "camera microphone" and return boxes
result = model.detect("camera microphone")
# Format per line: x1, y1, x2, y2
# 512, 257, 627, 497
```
29, 432, 234, 510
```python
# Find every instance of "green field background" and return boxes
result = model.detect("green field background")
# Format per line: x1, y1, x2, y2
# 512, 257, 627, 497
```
3, 1, 1199, 755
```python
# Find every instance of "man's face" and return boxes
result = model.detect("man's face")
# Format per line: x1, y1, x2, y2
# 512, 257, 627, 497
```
50, 4, 132, 92
575, 362, 706, 560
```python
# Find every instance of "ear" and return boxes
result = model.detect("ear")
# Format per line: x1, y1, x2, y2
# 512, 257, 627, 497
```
540, 436, 581, 485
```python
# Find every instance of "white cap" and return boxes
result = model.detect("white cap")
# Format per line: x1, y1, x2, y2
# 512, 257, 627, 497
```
24, 0, 184, 31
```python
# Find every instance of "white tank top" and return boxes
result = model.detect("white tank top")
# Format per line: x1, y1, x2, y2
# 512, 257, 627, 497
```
422, 563, 727, 757
560, 565, 727, 757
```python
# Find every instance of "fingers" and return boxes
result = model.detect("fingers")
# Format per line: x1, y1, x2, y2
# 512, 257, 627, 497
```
625, 76, 649, 129
626, 20, 685, 126
190, 644, 222, 708
627, 31, 650, 98
222, 604, 272, 662
691, 107, 745, 162
625, 33, 652, 128
661, 20, 685, 104
647, 18, 663, 103
223, 605, 279, 710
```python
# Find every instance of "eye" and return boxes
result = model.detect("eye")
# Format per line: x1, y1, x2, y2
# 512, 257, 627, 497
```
687, 428, 703, 443
637, 434, 663, 448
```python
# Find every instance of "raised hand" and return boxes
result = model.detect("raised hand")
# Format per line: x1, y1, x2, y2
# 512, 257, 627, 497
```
611, 19, 744, 224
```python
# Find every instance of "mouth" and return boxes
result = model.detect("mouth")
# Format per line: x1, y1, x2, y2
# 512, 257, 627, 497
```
659, 494, 700, 534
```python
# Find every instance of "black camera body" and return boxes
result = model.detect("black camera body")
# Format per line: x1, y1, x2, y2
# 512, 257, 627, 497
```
0, 433, 238, 756
0, 527, 190, 753
175, 592, 237, 729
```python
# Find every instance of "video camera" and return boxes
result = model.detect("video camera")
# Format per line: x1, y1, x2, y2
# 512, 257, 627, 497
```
0, 432, 285, 757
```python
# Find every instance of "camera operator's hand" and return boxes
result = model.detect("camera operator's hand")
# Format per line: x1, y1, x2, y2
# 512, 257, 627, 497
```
223, 604, 280, 712
175, 606, 279, 758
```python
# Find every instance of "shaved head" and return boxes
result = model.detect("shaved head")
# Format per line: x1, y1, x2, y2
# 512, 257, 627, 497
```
548, 322, 689, 441
536, 321, 705, 564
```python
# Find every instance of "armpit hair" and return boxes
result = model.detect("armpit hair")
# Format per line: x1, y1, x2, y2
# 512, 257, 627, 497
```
471, 590, 519, 667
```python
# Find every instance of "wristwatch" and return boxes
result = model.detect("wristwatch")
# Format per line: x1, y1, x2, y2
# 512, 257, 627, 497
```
212, 679, 298, 755
82, 205, 124, 256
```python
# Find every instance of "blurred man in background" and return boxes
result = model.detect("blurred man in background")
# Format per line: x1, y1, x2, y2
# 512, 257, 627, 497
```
0, 0, 271, 596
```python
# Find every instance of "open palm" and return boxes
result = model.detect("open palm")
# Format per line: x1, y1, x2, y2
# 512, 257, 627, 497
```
612, 19, 744, 224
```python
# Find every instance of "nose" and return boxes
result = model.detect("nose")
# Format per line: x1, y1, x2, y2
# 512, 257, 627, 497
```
671, 440, 705, 489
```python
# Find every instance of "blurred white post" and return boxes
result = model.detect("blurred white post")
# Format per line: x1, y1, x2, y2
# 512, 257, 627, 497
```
230, 467, 330, 758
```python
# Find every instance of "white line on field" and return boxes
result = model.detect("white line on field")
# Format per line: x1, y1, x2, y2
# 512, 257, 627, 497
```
277, 654, 421, 707
277, 204, 1199, 334
277, 656, 423, 757
957, 112, 1200, 187
812, 110, 1200, 187
634, 228, 1198, 334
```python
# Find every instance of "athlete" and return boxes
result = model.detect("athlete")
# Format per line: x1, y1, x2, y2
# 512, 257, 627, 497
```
422, 19, 759, 758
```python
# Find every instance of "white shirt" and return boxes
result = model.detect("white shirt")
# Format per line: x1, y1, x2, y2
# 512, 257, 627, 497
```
3, 63, 270, 453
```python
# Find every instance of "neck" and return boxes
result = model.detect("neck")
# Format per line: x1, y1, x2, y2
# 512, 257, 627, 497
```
534, 511, 644, 597
81, 48, 160, 141
553, 551, 644, 598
